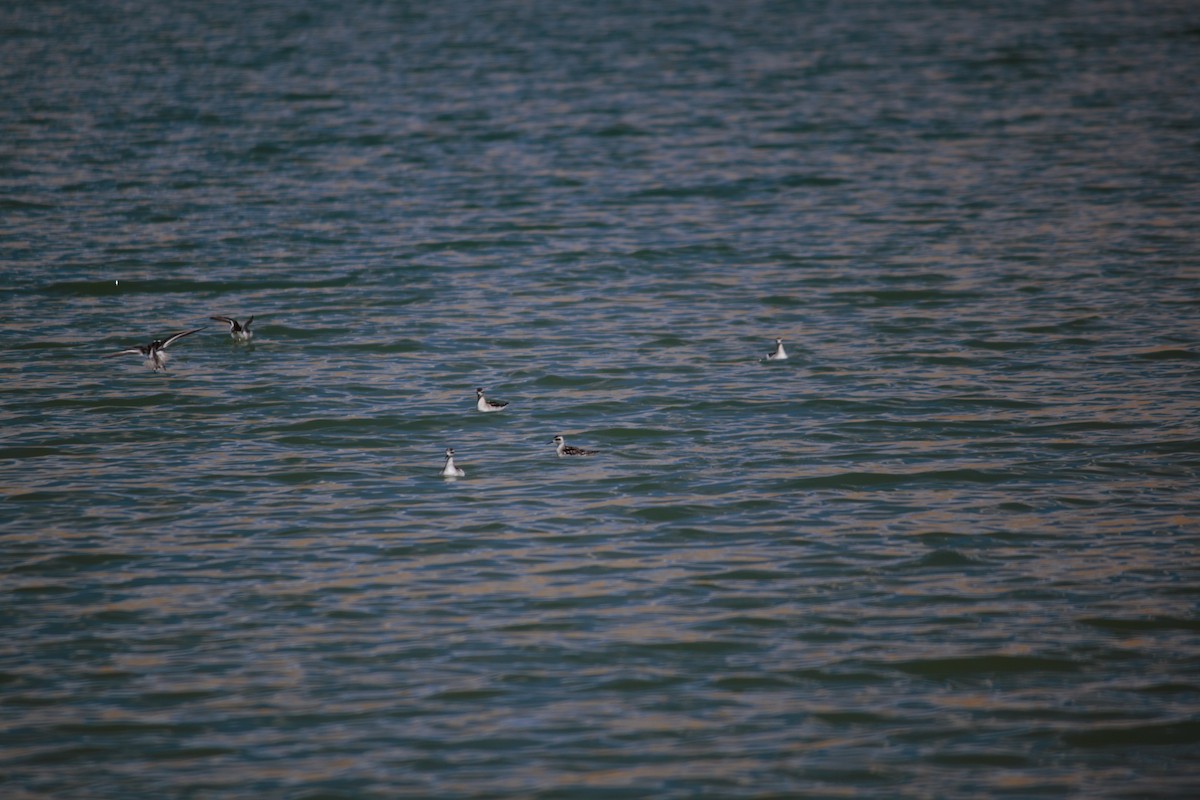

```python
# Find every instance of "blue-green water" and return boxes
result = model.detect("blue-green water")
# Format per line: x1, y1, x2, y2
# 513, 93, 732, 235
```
3, 1, 1200, 797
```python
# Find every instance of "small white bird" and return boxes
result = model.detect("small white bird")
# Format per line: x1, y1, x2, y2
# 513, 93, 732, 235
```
104, 327, 206, 371
476, 387, 509, 412
552, 435, 598, 457
766, 337, 788, 361
210, 315, 254, 342
441, 447, 466, 478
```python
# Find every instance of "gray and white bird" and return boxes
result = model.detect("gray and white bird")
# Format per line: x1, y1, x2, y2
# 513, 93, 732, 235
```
104, 327, 206, 372
765, 337, 788, 361
441, 447, 466, 478
551, 435, 598, 457
210, 315, 254, 342
476, 387, 509, 412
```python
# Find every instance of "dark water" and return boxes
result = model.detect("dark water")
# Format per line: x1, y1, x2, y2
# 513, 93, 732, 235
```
3, 1, 1200, 796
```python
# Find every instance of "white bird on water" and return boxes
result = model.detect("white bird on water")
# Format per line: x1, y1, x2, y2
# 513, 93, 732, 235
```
476, 387, 509, 412
210, 315, 254, 342
766, 337, 788, 361
551, 435, 598, 457
104, 327, 206, 372
441, 448, 466, 478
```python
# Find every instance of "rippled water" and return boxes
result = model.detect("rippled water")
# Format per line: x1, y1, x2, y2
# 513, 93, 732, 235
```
3, 1, 1200, 797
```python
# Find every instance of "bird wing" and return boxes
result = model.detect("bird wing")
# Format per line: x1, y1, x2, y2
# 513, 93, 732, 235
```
161, 327, 206, 349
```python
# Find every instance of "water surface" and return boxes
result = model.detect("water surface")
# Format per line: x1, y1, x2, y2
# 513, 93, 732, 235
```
2, 1, 1199, 797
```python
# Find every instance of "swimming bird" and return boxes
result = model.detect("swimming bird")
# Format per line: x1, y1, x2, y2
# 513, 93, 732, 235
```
766, 337, 788, 361
552, 435, 598, 457
441, 447, 466, 478
210, 315, 254, 342
104, 327, 206, 371
476, 387, 509, 412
